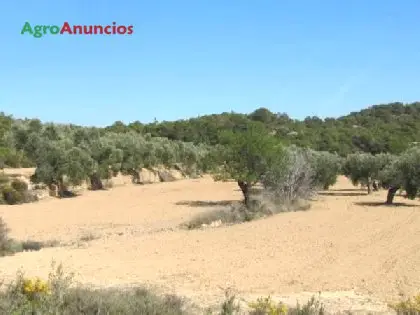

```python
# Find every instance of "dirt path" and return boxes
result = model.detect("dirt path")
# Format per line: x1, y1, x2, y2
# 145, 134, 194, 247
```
0, 176, 419, 313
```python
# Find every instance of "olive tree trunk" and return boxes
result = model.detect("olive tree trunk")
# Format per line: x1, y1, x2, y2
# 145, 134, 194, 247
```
386, 186, 400, 204
237, 180, 251, 207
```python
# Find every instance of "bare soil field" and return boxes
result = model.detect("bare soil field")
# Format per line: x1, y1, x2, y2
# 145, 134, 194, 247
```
0, 174, 419, 314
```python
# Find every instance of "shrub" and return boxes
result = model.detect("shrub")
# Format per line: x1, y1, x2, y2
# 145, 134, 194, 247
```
0, 217, 10, 256
0, 217, 57, 256
10, 179, 28, 192
0, 263, 189, 315
0, 173, 9, 185
184, 203, 253, 229
0, 184, 37, 205
1, 185, 23, 205
219, 290, 241, 315
248, 296, 288, 315
218, 294, 326, 315
184, 196, 310, 230
389, 293, 420, 314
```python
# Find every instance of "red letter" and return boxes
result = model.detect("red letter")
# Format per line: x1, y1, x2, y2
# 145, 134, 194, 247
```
94, 25, 103, 34
60, 22, 73, 34
73, 25, 83, 34
117, 26, 127, 34
83, 26, 93, 34
104, 26, 111, 34
112, 21, 117, 34
127, 25, 134, 34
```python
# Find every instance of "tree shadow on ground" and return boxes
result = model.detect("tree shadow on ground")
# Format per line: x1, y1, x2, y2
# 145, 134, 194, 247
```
328, 188, 363, 192
175, 200, 239, 207
58, 190, 79, 198
319, 191, 367, 197
354, 201, 418, 207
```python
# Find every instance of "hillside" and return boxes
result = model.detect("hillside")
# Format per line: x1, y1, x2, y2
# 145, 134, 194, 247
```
129, 102, 420, 155
1, 101, 420, 168
103, 101, 420, 156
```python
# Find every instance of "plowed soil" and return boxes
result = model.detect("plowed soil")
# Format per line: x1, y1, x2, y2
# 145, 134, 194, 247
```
1, 174, 419, 313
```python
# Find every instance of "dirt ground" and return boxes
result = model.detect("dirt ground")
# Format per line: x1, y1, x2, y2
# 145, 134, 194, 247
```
0, 174, 419, 314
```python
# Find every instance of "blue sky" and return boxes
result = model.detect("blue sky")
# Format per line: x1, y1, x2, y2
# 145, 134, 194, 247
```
1, 0, 420, 126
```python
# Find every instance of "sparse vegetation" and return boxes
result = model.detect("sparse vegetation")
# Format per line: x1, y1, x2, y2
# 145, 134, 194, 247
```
0, 265, 332, 315
0, 217, 58, 256
0, 175, 38, 205
389, 293, 420, 314
0, 263, 190, 315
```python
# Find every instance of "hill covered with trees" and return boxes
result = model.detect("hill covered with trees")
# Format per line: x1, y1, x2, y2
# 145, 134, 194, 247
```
1, 101, 420, 167
0, 101, 419, 207
103, 101, 420, 156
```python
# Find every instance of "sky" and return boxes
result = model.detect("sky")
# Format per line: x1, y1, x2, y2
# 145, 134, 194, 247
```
1, 0, 420, 127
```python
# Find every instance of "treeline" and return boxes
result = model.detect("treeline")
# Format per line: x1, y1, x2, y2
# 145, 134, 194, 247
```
104, 101, 420, 155
2, 101, 420, 167
0, 118, 212, 197
0, 101, 419, 206
207, 125, 419, 210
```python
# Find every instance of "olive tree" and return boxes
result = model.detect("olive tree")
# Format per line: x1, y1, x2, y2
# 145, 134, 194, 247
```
309, 150, 343, 190
112, 132, 158, 183
342, 153, 394, 194
83, 137, 123, 190
211, 124, 284, 207
262, 145, 315, 203
31, 139, 96, 196
379, 146, 420, 204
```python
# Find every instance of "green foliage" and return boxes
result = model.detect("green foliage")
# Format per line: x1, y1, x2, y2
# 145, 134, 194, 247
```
1, 185, 24, 205
11, 179, 28, 192
388, 293, 420, 314
1, 102, 420, 200
93, 102, 420, 156
309, 151, 342, 190
216, 293, 326, 315
380, 146, 420, 199
218, 125, 283, 184
0, 217, 54, 256
0, 217, 10, 256
218, 290, 241, 315
0, 263, 188, 315
209, 124, 285, 206
248, 296, 288, 314
342, 153, 393, 193
0, 176, 37, 205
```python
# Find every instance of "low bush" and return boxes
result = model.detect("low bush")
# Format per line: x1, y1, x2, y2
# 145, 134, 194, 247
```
0, 217, 10, 256
11, 179, 29, 192
0, 177, 38, 205
0, 263, 190, 315
0, 217, 58, 257
217, 291, 326, 315
0, 265, 331, 315
184, 196, 310, 230
389, 293, 420, 314
248, 296, 288, 315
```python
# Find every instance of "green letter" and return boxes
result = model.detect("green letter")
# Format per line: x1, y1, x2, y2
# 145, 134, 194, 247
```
50, 25, 60, 34
21, 22, 33, 35
33, 25, 43, 38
